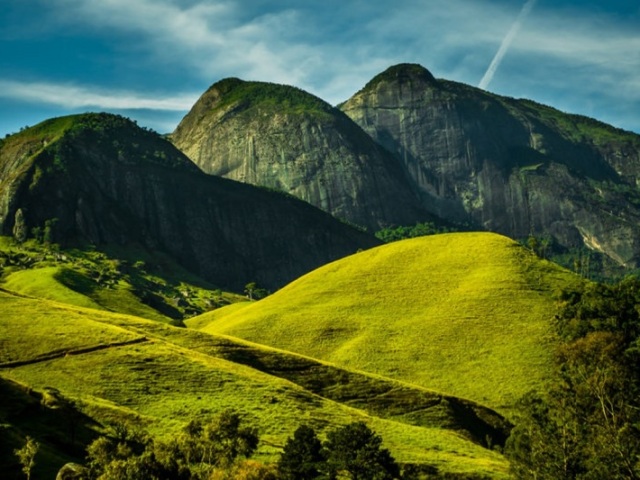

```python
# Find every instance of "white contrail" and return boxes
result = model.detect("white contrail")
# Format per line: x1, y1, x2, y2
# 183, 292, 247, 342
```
479, 0, 538, 90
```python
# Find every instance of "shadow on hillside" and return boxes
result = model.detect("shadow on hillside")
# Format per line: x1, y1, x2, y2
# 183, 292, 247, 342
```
0, 377, 101, 480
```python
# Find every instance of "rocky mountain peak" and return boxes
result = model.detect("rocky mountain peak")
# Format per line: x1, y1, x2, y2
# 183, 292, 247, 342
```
197, 78, 333, 118
345, 64, 440, 111
171, 77, 431, 231
340, 65, 640, 269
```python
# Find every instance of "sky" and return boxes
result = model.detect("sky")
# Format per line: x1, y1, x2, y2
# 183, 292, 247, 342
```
1, 0, 639, 137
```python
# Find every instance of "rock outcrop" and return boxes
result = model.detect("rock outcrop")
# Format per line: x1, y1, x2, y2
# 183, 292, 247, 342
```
171, 78, 431, 231
0, 113, 379, 290
341, 64, 640, 267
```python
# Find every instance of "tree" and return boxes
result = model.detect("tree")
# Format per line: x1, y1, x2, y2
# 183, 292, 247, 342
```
323, 422, 399, 480
14, 436, 40, 480
43, 218, 58, 245
506, 278, 640, 479
13, 208, 28, 243
526, 234, 539, 255
245, 282, 257, 300
202, 409, 259, 468
244, 282, 268, 301
278, 425, 325, 480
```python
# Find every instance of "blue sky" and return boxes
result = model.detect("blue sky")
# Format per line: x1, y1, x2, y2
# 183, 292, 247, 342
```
1, 0, 639, 136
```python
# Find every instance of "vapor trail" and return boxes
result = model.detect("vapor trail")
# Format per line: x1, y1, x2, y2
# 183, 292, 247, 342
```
478, 0, 537, 90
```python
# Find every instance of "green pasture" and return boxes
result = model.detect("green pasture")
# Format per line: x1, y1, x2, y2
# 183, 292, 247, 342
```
194, 232, 580, 414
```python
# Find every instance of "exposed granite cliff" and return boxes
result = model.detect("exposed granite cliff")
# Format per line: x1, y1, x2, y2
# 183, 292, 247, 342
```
341, 64, 640, 267
0, 113, 379, 290
171, 79, 430, 231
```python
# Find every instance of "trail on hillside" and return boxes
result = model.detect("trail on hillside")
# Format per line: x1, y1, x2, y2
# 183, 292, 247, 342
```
0, 337, 148, 369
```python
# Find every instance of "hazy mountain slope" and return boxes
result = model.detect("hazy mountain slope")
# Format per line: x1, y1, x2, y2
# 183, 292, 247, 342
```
0, 113, 379, 291
192, 232, 580, 413
0, 290, 510, 479
340, 63, 640, 267
171, 79, 431, 231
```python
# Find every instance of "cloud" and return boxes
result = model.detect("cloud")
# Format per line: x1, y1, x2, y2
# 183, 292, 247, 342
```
15, 0, 640, 132
0, 79, 198, 110
53, 0, 308, 85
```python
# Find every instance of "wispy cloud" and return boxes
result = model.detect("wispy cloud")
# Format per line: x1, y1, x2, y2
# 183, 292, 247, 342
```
0, 79, 198, 110
53, 0, 309, 86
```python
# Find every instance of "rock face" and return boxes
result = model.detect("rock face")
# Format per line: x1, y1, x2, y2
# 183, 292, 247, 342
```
340, 64, 640, 267
171, 78, 430, 231
0, 113, 379, 290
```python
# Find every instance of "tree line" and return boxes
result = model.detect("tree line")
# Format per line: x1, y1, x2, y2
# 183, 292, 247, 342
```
505, 276, 640, 478
16, 411, 405, 480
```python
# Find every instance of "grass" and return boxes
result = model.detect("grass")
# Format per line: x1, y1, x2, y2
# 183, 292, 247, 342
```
193, 232, 581, 415
0, 291, 143, 364
3, 267, 102, 310
0, 289, 510, 478
0, 237, 245, 324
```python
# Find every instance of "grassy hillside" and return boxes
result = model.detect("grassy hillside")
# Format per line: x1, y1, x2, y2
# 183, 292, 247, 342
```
191, 232, 581, 414
0, 237, 244, 324
0, 289, 510, 479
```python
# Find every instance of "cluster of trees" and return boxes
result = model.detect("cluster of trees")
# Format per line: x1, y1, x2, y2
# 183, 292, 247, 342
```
244, 282, 269, 301
11, 209, 59, 246
374, 222, 453, 243
506, 277, 640, 478
30, 411, 400, 480
278, 422, 399, 480
79, 410, 260, 480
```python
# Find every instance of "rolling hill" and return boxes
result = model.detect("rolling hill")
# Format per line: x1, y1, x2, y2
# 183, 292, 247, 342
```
0, 288, 510, 479
189, 232, 581, 414
0, 236, 248, 323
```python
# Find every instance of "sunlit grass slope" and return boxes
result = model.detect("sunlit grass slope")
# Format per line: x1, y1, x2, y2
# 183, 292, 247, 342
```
2, 267, 174, 323
0, 237, 245, 324
0, 290, 510, 478
193, 232, 580, 413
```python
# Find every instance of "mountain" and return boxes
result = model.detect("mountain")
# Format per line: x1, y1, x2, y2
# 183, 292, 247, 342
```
189, 232, 581, 414
170, 78, 431, 231
171, 65, 640, 270
0, 113, 378, 291
340, 64, 640, 268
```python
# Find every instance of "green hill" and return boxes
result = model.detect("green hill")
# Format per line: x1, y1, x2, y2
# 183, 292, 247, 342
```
0, 289, 510, 479
191, 232, 581, 413
0, 237, 245, 324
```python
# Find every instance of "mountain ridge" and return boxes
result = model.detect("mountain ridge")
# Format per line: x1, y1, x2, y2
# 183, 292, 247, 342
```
170, 63, 640, 271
